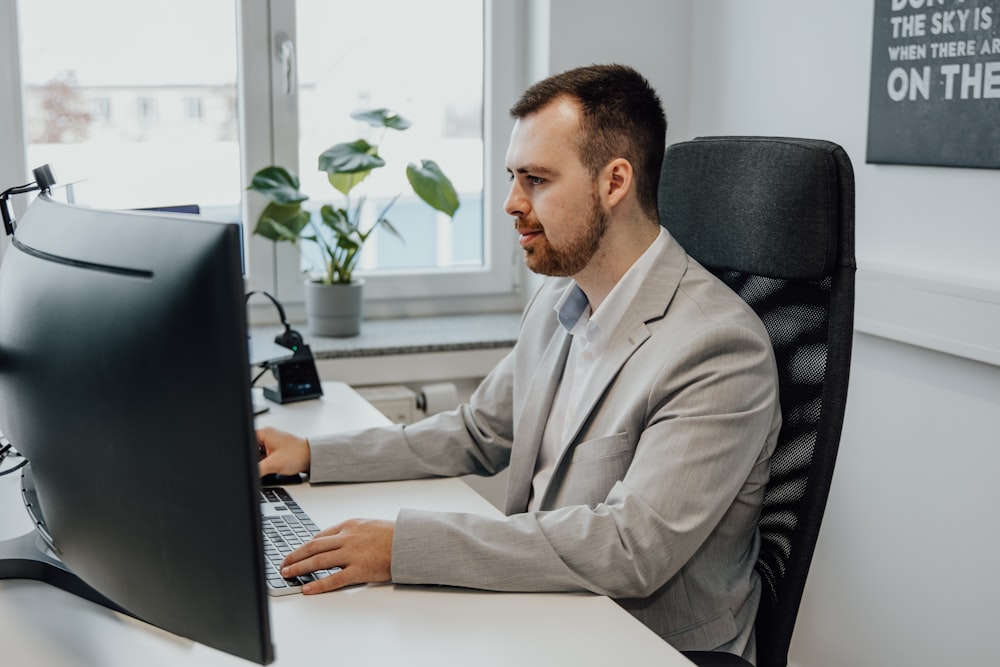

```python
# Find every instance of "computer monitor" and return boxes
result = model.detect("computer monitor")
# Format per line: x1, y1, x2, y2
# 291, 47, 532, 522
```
0, 193, 274, 664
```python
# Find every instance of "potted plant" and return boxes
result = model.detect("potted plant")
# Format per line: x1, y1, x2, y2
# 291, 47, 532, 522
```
248, 108, 460, 336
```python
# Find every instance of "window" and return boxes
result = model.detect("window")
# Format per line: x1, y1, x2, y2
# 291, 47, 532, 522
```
90, 97, 111, 125
249, 1, 520, 313
3, 0, 521, 315
182, 96, 203, 122
294, 1, 484, 275
15, 0, 241, 217
135, 97, 158, 124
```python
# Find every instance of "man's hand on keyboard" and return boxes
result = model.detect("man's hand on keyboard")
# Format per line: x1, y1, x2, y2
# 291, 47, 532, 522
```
257, 426, 311, 477
280, 518, 394, 594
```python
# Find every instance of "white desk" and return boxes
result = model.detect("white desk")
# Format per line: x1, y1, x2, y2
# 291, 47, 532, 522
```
0, 382, 692, 666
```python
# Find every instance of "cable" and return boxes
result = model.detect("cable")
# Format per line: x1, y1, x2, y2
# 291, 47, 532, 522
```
2, 191, 24, 236
244, 290, 303, 351
250, 364, 270, 388
245, 290, 304, 388
2, 181, 36, 195
0, 456, 27, 477
2, 164, 57, 236
0, 438, 27, 478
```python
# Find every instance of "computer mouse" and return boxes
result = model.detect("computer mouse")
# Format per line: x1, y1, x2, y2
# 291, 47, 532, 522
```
260, 473, 304, 486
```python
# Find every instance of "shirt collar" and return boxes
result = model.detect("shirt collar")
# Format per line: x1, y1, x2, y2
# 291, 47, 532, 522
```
553, 226, 668, 337
554, 282, 590, 333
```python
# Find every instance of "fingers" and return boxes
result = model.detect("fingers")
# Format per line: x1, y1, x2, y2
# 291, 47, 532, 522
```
280, 519, 394, 594
281, 533, 342, 575
256, 426, 311, 477
280, 534, 355, 594
257, 453, 279, 477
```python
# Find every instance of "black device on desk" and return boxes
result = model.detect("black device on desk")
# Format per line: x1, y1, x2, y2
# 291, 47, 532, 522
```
264, 344, 323, 404
246, 291, 324, 405
0, 193, 275, 664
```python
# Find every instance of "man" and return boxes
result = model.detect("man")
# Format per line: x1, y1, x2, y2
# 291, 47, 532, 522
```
258, 64, 780, 662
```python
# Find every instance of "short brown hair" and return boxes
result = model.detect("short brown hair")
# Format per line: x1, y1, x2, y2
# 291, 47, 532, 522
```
510, 64, 668, 219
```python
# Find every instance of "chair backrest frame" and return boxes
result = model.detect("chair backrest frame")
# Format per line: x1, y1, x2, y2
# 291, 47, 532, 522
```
659, 136, 856, 667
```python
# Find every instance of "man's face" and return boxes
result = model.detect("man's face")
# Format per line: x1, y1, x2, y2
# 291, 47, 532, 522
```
504, 98, 608, 278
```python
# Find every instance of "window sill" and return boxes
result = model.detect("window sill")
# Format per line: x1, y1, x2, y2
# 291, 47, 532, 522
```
250, 312, 520, 361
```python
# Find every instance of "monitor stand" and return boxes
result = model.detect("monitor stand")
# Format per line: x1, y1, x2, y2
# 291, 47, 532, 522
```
0, 531, 130, 616
0, 461, 132, 616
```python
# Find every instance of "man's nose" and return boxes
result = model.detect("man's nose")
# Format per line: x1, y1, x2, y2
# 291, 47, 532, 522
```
504, 180, 528, 218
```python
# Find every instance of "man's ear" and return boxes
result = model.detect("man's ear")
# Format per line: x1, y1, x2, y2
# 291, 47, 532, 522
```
603, 158, 633, 208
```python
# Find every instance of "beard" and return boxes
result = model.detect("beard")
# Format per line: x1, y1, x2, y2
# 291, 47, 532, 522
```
521, 189, 609, 277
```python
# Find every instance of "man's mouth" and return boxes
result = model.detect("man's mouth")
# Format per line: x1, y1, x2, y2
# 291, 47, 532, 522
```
519, 231, 542, 248
516, 225, 543, 248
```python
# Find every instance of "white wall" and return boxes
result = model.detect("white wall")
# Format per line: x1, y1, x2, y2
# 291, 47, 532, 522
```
679, 2, 1000, 666
795, 335, 999, 666
545, 0, 693, 141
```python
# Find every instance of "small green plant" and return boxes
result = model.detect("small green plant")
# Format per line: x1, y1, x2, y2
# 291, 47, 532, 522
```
248, 108, 460, 285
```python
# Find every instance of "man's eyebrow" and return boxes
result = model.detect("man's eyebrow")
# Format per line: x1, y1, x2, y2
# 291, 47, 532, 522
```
507, 164, 558, 177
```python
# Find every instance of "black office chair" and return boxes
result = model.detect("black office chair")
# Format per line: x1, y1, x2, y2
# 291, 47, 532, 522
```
657, 136, 855, 667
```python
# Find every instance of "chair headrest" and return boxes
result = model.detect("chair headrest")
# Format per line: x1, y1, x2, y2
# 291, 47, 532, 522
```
658, 136, 853, 281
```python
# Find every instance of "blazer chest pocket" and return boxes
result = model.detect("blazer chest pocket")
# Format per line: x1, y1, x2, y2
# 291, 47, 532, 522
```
557, 432, 633, 508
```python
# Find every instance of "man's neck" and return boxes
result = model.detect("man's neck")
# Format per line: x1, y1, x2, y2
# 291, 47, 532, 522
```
574, 221, 660, 312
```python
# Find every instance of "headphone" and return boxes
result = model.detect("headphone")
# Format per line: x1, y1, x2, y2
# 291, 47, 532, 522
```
245, 291, 323, 404
244, 291, 304, 351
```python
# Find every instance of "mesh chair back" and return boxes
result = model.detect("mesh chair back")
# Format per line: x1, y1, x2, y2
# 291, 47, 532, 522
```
659, 137, 855, 667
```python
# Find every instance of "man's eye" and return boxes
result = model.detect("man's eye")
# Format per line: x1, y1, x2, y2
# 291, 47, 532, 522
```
506, 173, 545, 186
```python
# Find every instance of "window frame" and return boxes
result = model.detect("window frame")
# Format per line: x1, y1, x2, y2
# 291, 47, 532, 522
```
241, 0, 525, 318
0, 0, 27, 263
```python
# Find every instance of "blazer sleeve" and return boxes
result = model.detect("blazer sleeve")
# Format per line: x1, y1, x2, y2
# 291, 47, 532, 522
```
308, 346, 518, 483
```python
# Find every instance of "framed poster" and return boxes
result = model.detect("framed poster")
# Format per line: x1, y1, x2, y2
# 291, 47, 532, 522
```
867, 0, 1000, 168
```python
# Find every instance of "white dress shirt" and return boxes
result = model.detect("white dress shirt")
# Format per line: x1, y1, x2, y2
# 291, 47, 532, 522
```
528, 227, 668, 510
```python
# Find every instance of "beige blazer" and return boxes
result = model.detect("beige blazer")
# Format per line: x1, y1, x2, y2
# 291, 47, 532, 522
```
310, 232, 781, 660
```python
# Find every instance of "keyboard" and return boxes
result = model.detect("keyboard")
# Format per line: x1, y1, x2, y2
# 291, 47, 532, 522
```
259, 486, 339, 596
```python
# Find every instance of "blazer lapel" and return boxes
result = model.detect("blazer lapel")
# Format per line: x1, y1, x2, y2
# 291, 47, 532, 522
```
504, 328, 572, 514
